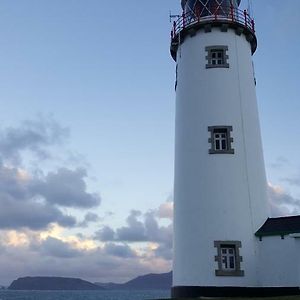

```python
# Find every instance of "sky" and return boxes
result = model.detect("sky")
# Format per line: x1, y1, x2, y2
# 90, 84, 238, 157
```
0, 0, 299, 287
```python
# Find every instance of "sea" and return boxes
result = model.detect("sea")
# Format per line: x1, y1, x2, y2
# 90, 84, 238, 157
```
0, 290, 169, 300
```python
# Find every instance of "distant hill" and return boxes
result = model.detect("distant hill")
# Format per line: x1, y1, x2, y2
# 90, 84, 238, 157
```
95, 271, 172, 290
8, 277, 104, 291
8, 272, 172, 291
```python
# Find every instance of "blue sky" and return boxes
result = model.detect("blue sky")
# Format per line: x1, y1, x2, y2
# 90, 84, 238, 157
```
0, 0, 299, 286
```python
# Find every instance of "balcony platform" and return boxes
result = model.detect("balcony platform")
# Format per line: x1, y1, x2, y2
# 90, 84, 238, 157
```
170, 7, 257, 61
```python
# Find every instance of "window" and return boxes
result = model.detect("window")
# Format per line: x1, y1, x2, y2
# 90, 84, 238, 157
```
221, 246, 236, 271
206, 46, 229, 69
214, 129, 227, 151
214, 241, 244, 277
208, 126, 234, 154
211, 49, 225, 65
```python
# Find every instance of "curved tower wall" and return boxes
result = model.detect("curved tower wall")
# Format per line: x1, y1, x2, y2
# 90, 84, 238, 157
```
173, 26, 270, 288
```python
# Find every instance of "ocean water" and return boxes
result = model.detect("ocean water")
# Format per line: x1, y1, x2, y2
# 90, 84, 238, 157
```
0, 290, 170, 300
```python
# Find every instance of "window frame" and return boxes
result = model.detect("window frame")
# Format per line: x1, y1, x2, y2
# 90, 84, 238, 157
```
208, 126, 234, 154
214, 241, 244, 277
211, 49, 225, 65
214, 130, 228, 151
221, 246, 236, 271
206, 46, 229, 69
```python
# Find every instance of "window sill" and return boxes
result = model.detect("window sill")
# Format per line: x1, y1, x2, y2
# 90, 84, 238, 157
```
209, 149, 235, 154
215, 270, 245, 277
206, 64, 230, 69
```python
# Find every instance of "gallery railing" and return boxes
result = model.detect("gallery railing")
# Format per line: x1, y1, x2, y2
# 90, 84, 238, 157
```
171, 6, 255, 40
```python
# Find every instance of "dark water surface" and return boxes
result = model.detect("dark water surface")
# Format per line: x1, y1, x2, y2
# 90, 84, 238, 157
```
0, 290, 169, 300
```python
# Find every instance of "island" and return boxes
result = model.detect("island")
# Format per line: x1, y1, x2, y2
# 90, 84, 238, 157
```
8, 271, 172, 291
8, 276, 104, 290
95, 271, 172, 290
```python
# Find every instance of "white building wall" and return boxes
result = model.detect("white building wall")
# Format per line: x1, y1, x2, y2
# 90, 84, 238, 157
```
295, 238, 300, 286
173, 27, 269, 287
257, 236, 298, 287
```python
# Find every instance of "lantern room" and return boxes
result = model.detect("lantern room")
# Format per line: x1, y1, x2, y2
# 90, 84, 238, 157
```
181, 0, 241, 15
171, 0, 256, 60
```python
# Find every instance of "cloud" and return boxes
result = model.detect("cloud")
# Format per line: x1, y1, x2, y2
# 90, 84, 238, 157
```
94, 226, 115, 241
103, 209, 173, 246
154, 244, 173, 261
0, 231, 171, 286
0, 118, 101, 231
0, 163, 100, 230
3, 178, 300, 287
0, 117, 172, 284
0, 196, 76, 230
0, 116, 69, 164
268, 184, 300, 217
36, 237, 82, 258
146, 212, 172, 244
0, 164, 30, 200
84, 212, 100, 223
93, 208, 173, 261
116, 210, 172, 245
0, 117, 173, 285
103, 243, 136, 258
116, 210, 147, 242
78, 212, 101, 228
31, 168, 101, 209
157, 202, 173, 220
0, 164, 77, 230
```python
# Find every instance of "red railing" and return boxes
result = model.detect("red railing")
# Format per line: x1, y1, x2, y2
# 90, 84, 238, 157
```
171, 6, 255, 40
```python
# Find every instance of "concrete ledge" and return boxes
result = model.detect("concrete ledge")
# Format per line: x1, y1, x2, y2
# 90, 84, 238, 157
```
154, 297, 300, 300
171, 286, 300, 298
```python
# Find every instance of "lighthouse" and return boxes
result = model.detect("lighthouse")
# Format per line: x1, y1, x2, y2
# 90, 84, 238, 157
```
171, 0, 271, 297
170, 0, 300, 298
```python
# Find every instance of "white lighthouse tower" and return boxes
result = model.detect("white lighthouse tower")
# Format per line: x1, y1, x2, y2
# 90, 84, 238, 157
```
171, 0, 270, 297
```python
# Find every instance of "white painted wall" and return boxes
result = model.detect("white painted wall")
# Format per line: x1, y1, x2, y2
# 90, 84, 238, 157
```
173, 27, 270, 287
257, 236, 298, 287
295, 238, 300, 286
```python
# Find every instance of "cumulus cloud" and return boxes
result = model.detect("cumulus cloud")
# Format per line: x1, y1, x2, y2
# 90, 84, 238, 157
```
78, 212, 101, 228
0, 163, 101, 230
0, 231, 171, 286
116, 210, 147, 242
0, 196, 76, 230
0, 117, 172, 285
268, 184, 300, 217
0, 118, 101, 231
105, 209, 173, 246
84, 212, 100, 223
0, 116, 69, 164
0, 164, 77, 230
94, 226, 115, 241
94, 207, 173, 261
154, 243, 173, 261
0, 164, 30, 200
103, 243, 136, 258
36, 237, 82, 258
31, 168, 101, 209
157, 202, 173, 220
